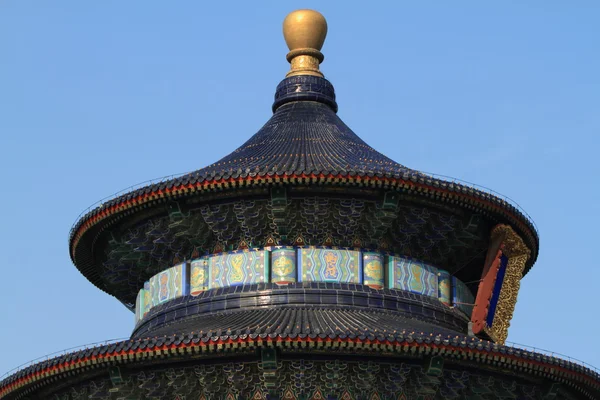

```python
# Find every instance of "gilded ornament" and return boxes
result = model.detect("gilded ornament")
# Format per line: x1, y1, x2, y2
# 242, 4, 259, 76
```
484, 224, 531, 344
364, 260, 383, 280
324, 251, 339, 279
282, 9, 327, 77
191, 265, 206, 288
230, 255, 245, 282
273, 256, 294, 277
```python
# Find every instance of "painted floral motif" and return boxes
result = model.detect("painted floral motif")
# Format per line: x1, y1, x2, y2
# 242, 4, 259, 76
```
324, 251, 339, 279
230, 255, 245, 282
363, 252, 384, 288
191, 266, 205, 287
190, 259, 208, 296
273, 256, 294, 277
364, 260, 382, 280
159, 273, 169, 302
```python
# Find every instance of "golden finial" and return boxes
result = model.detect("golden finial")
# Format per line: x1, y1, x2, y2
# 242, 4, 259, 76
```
283, 9, 328, 78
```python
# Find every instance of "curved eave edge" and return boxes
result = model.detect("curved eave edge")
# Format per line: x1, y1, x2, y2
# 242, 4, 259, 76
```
69, 175, 539, 299
70, 173, 539, 267
1, 334, 598, 399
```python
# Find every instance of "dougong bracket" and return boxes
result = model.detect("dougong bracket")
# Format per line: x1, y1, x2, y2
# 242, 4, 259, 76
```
270, 187, 288, 243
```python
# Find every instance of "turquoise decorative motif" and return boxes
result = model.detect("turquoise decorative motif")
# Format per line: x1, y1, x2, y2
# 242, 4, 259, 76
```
149, 263, 187, 307
299, 248, 360, 283
270, 247, 297, 284
134, 288, 146, 323
209, 250, 269, 289
388, 256, 438, 298
362, 252, 384, 288
190, 258, 209, 296
134, 248, 475, 324
438, 270, 452, 306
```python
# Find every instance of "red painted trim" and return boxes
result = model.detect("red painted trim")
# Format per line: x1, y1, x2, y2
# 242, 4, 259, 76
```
471, 247, 504, 335
70, 173, 537, 259
1, 336, 598, 398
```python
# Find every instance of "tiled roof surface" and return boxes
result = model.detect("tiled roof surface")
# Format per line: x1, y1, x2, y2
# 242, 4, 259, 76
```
138, 307, 464, 341
68, 75, 539, 297
2, 309, 599, 398
193, 77, 408, 180
70, 76, 539, 227
132, 283, 470, 339
4, 285, 598, 397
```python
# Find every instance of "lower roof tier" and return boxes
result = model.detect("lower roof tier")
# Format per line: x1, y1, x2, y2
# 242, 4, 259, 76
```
4, 357, 597, 400
132, 282, 471, 339
2, 314, 598, 399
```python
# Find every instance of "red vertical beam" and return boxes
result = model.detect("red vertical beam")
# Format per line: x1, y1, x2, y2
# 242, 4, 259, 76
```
471, 234, 504, 336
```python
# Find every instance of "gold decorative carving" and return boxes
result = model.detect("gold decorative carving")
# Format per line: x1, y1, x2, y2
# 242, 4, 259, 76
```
484, 224, 531, 344
289, 55, 321, 77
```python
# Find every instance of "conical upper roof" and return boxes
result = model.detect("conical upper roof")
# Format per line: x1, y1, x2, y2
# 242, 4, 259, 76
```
187, 76, 417, 181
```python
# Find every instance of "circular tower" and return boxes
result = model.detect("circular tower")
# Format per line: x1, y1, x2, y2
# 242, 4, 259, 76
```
1, 9, 598, 400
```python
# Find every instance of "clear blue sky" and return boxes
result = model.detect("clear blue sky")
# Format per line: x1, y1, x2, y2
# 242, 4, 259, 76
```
1, 1, 599, 376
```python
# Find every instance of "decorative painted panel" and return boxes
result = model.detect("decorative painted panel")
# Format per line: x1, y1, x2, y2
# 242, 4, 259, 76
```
190, 258, 209, 296
362, 252, 384, 289
438, 270, 451, 306
209, 250, 269, 289
149, 263, 187, 307
453, 276, 475, 317
135, 288, 146, 323
133, 248, 478, 325
270, 247, 297, 284
387, 256, 438, 298
299, 248, 360, 283
142, 281, 151, 317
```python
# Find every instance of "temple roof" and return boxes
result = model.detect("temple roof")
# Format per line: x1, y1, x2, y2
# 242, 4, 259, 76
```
68, 9, 538, 303
191, 77, 411, 180
2, 310, 599, 399
2, 280, 598, 398
138, 307, 464, 342
131, 282, 472, 339
68, 73, 539, 299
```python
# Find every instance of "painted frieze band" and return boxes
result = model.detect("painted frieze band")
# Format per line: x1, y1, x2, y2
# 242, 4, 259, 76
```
135, 247, 476, 326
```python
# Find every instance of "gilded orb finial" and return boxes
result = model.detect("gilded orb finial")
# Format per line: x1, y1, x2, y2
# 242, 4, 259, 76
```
283, 9, 328, 78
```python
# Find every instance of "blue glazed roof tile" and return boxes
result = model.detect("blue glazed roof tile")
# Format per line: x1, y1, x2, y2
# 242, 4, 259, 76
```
68, 74, 540, 303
